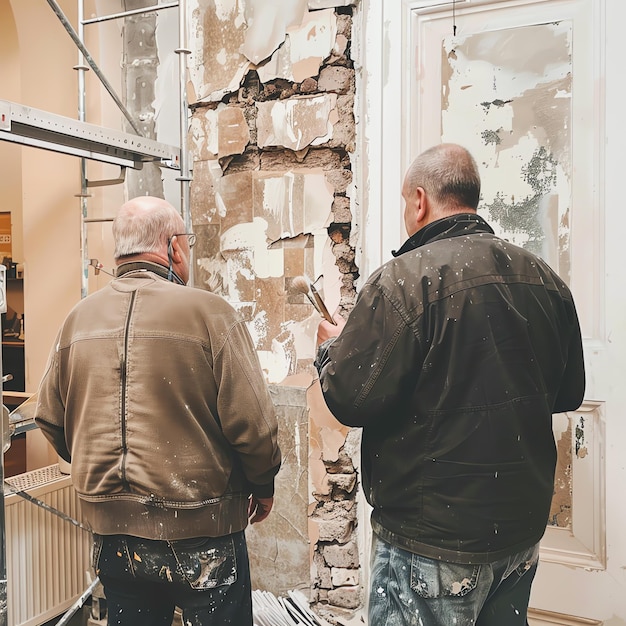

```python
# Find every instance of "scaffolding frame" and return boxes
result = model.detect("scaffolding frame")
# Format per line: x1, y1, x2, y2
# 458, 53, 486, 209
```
0, 1, 192, 624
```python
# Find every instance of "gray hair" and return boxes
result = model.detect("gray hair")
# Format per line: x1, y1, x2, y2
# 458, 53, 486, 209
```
113, 196, 184, 259
406, 143, 481, 211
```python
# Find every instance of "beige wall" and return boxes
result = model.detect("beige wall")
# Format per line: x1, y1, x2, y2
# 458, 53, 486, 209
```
3, 0, 85, 468
0, 2, 22, 263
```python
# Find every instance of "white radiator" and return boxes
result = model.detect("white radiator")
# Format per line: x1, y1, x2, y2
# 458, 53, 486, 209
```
5, 464, 93, 626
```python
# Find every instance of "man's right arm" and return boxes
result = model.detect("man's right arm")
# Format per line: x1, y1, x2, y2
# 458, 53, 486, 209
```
34, 338, 71, 461
315, 281, 422, 429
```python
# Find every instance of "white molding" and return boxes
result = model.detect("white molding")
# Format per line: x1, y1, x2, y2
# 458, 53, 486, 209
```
541, 401, 606, 569
528, 608, 602, 626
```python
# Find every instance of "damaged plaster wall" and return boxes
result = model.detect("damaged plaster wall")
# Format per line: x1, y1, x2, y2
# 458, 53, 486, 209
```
187, 0, 362, 621
121, 0, 165, 198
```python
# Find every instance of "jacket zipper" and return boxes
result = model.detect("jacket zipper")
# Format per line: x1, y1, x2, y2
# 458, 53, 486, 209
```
120, 291, 137, 489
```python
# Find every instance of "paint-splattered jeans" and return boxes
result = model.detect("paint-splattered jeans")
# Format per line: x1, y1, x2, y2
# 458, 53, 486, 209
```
369, 532, 539, 626
93, 531, 252, 626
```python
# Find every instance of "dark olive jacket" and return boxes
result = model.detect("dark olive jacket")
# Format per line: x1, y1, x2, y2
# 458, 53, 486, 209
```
316, 214, 585, 564
35, 262, 281, 540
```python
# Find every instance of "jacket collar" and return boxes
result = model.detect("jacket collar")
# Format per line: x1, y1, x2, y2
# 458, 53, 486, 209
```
116, 260, 185, 285
392, 213, 495, 257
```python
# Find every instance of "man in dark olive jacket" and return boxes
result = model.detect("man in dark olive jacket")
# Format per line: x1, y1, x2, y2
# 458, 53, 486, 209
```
35, 196, 281, 626
316, 143, 585, 626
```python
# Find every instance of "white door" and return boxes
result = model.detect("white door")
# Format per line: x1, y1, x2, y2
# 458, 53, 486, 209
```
367, 0, 626, 622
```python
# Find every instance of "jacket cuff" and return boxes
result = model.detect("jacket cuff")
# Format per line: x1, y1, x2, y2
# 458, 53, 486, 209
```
251, 482, 275, 499
314, 338, 336, 375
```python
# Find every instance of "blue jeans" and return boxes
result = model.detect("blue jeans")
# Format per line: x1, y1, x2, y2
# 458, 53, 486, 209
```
93, 531, 252, 626
369, 533, 539, 626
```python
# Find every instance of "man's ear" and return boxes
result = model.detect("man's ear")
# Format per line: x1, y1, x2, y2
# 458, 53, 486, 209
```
169, 235, 183, 263
415, 187, 428, 223
406, 187, 428, 235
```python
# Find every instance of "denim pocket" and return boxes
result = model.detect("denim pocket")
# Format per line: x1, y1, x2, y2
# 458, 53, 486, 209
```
169, 535, 237, 590
410, 555, 481, 598
93, 535, 136, 579
514, 543, 539, 577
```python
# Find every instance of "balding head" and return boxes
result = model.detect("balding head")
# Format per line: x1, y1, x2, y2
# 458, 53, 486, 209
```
113, 196, 185, 260
405, 143, 481, 213
401, 143, 481, 237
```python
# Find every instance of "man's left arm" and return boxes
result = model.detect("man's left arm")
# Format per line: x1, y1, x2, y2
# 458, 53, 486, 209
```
213, 321, 282, 497
554, 303, 586, 413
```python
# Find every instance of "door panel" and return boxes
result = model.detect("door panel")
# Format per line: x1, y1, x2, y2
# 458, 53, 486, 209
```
400, 0, 624, 622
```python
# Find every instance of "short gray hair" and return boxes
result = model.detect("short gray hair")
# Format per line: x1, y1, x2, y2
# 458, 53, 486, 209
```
113, 196, 184, 259
406, 143, 481, 211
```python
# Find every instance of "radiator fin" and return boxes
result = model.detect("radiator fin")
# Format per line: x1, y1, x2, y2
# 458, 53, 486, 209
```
5, 464, 92, 626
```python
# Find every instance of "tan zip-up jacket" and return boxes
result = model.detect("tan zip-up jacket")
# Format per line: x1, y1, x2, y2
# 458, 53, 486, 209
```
35, 264, 281, 540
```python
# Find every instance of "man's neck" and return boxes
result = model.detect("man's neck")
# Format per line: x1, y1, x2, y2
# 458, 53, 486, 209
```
115, 258, 185, 285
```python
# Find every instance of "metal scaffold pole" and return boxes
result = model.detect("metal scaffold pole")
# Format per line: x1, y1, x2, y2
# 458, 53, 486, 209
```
0, 267, 9, 626
77, 0, 90, 300
176, 0, 193, 285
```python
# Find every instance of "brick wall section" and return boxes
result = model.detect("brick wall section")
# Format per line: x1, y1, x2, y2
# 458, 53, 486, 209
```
188, 6, 362, 621
204, 8, 359, 318
309, 428, 363, 621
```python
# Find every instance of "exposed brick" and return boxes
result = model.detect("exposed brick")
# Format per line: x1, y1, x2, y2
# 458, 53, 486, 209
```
318, 66, 355, 94
331, 567, 359, 587
332, 196, 352, 223
259, 147, 344, 171
300, 77, 318, 93
221, 149, 260, 174
327, 472, 357, 495
323, 541, 359, 569
328, 586, 362, 610
332, 242, 356, 263
325, 169, 353, 194
336, 255, 358, 274
329, 94, 356, 152
314, 552, 332, 589
336, 14, 353, 38
315, 518, 354, 543
325, 449, 356, 474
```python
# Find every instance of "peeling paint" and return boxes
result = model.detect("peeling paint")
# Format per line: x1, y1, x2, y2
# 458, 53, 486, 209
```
241, 0, 309, 65
188, 0, 250, 103
251, 170, 334, 242
575, 416, 587, 458
257, 94, 338, 151
185, 1, 360, 614
217, 107, 250, 157
442, 21, 572, 281
308, 0, 355, 7
221, 217, 285, 278
549, 416, 573, 529
189, 108, 219, 160
257, 8, 337, 83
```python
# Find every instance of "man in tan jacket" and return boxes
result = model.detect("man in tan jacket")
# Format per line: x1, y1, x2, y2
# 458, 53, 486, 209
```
35, 196, 281, 626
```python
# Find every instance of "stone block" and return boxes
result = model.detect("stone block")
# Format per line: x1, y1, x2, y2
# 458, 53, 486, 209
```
316, 518, 353, 543
327, 585, 362, 609
331, 567, 359, 587
322, 541, 359, 568
318, 66, 354, 94
327, 472, 357, 494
